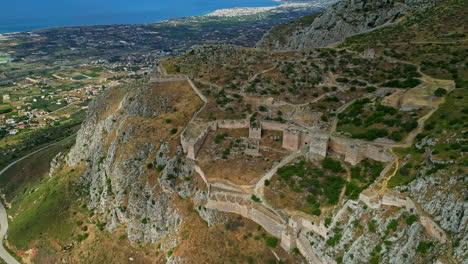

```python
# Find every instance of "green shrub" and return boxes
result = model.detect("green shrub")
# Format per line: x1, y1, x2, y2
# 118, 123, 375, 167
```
402, 121, 418, 132
434, 88, 447, 97
311, 208, 321, 216
322, 157, 343, 173
251, 195, 261, 202
406, 214, 418, 225
390, 131, 403, 141
387, 219, 399, 232
369, 255, 380, 264
214, 133, 228, 144
368, 220, 377, 233
76, 233, 89, 242
350, 167, 361, 179
265, 237, 278, 248
326, 228, 342, 247
416, 241, 433, 254
399, 167, 410, 176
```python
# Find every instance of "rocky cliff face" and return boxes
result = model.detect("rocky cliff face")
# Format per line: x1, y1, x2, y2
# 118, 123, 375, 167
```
256, 0, 435, 50
65, 79, 224, 254
396, 170, 467, 261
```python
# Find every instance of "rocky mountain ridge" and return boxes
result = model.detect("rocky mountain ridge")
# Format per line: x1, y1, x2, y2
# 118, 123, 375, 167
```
256, 0, 436, 50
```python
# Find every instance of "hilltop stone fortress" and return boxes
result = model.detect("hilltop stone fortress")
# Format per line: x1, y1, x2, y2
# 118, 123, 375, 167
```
180, 116, 393, 166
151, 72, 445, 263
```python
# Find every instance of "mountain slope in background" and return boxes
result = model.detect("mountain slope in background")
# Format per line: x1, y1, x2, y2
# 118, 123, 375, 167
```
256, 0, 435, 50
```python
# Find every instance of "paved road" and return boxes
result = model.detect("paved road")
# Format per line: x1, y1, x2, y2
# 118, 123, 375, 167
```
0, 202, 20, 264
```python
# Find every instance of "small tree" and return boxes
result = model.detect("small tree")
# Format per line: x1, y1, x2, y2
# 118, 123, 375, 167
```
434, 88, 447, 97
265, 237, 278, 248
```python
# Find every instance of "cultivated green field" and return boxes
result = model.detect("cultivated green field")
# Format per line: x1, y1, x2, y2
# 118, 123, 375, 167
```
0, 57, 13, 63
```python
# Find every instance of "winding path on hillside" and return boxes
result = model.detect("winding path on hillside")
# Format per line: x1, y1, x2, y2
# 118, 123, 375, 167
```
0, 202, 20, 264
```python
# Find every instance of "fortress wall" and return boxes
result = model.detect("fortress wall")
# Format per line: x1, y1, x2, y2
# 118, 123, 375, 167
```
245, 147, 261, 157
150, 75, 188, 83
193, 165, 210, 191
260, 121, 289, 131
345, 144, 361, 166
297, 234, 326, 264
205, 200, 249, 218
187, 78, 208, 103
180, 77, 209, 156
363, 144, 393, 163
206, 200, 286, 239
329, 137, 391, 165
308, 134, 330, 158
283, 129, 301, 151
187, 145, 196, 160
359, 190, 381, 209
329, 137, 349, 155
249, 127, 262, 139
187, 126, 212, 159
281, 229, 296, 251
248, 207, 286, 238
216, 119, 249, 129
381, 193, 416, 210
180, 133, 191, 154
329, 136, 361, 165
300, 218, 328, 238
358, 191, 447, 243
210, 182, 247, 193
301, 132, 312, 147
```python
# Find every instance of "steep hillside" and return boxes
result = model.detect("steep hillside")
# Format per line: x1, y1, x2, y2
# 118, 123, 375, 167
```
160, 0, 466, 262
341, 0, 467, 80
5, 78, 298, 263
1, 0, 466, 263
256, 0, 435, 50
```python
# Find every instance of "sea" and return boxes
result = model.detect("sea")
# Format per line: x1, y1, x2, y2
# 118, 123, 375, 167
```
0, 0, 280, 34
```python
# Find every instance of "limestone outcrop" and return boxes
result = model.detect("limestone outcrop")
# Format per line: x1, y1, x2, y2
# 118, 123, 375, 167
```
67, 81, 183, 245
256, 0, 435, 51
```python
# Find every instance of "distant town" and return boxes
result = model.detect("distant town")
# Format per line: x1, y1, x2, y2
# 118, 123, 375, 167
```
0, 54, 157, 139
0, 3, 324, 149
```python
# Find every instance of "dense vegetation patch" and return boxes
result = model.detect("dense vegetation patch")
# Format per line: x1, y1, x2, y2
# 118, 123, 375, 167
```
8, 167, 85, 250
266, 159, 347, 216
346, 159, 384, 200
337, 98, 422, 141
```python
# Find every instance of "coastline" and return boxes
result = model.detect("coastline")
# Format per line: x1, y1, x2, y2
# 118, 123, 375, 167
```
0, 0, 284, 35
203, 2, 310, 17
202, 0, 335, 18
